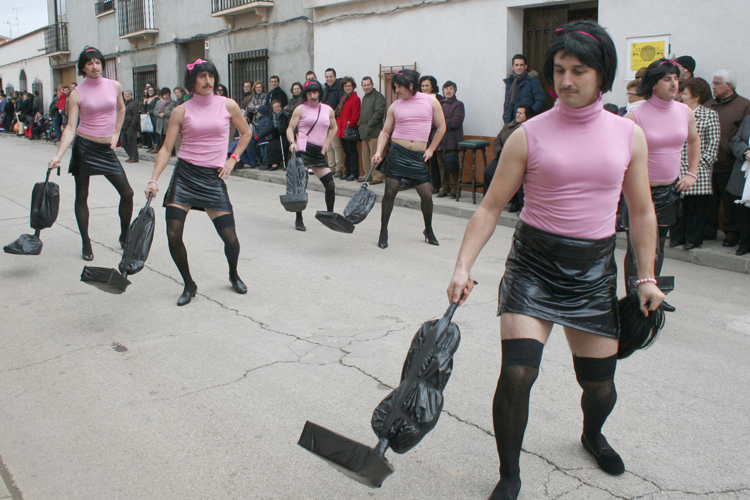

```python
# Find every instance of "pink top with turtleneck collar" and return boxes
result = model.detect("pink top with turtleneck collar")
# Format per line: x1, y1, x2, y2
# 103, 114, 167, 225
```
631, 95, 689, 183
519, 98, 634, 240
76, 76, 118, 137
178, 93, 230, 168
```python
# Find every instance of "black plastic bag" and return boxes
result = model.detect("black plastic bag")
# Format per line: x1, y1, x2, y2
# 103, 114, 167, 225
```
3, 233, 43, 255
343, 185, 376, 225
280, 152, 308, 212
30, 168, 60, 230
118, 195, 155, 276
371, 303, 461, 454
618, 276, 675, 359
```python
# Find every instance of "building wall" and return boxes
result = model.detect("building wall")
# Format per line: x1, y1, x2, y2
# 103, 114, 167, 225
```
0, 28, 54, 110
308, 0, 750, 137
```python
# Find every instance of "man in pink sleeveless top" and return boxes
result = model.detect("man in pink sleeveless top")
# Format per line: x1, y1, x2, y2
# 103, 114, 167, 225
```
49, 47, 133, 262
145, 60, 253, 306
446, 22, 664, 500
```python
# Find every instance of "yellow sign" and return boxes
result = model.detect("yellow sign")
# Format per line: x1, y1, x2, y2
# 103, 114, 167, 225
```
630, 41, 666, 71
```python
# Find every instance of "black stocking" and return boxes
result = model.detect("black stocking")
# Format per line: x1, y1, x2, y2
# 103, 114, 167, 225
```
414, 182, 434, 231
380, 177, 400, 234
105, 174, 134, 242
165, 207, 194, 288
74, 175, 92, 255
491, 339, 544, 497
212, 214, 240, 279
320, 173, 336, 212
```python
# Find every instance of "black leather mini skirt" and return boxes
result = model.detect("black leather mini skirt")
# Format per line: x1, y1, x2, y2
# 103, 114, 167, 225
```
384, 141, 432, 184
163, 159, 232, 212
651, 181, 680, 227
498, 221, 619, 338
298, 143, 329, 170
68, 136, 125, 177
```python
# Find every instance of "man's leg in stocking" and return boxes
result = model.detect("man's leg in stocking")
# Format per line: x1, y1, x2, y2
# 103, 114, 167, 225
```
165, 206, 196, 306
414, 182, 437, 244
378, 177, 400, 248
211, 212, 246, 294
105, 173, 134, 246
74, 175, 93, 259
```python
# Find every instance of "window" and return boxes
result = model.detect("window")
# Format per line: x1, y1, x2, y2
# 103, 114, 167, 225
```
379, 63, 417, 107
95, 0, 115, 16
133, 64, 157, 96
103, 57, 118, 80
32, 79, 44, 109
227, 49, 268, 105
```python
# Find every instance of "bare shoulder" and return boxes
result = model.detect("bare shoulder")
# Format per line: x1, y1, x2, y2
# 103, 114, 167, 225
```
113, 80, 123, 93
225, 97, 240, 111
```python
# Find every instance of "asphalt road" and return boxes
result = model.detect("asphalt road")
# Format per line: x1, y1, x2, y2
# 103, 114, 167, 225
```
1, 135, 749, 500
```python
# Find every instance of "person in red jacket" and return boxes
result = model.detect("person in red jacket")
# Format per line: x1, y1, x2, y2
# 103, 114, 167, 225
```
335, 76, 361, 181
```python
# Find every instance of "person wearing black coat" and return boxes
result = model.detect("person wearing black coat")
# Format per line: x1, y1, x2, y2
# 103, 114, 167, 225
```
502, 55, 546, 124
266, 75, 289, 108
727, 115, 750, 255
2, 96, 15, 133
121, 90, 140, 162
436, 81, 465, 197
253, 105, 274, 170
267, 100, 290, 170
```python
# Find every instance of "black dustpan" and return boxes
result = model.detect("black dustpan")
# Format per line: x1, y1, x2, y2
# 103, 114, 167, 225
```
314, 160, 380, 234
298, 299, 461, 488
315, 211, 355, 233
4, 168, 60, 256
80, 195, 154, 294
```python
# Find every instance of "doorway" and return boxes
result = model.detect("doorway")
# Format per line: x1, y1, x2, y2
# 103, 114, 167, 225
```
523, 1, 598, 109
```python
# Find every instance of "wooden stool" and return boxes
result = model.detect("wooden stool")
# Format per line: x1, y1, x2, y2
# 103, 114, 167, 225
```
456, 139, 489, 204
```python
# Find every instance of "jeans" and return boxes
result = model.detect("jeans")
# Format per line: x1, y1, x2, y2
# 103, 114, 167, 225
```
51, 116, 62, 141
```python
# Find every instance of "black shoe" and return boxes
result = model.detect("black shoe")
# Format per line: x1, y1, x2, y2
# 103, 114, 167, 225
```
378, 230, 388, 249
423, 229, 439, 246
723, 235, 739, 247
295, 219, 306, 232
346, 174, 357, 181
82, 242, 94, 261
669, 239, 683, 248
488, 478, 521, 500
230, 275, 247, 294
582, 433, 625, 476
436, 191, 448, 198
737, 246, 750, 256
177, 283, 197, 306
683, 243, 699, 250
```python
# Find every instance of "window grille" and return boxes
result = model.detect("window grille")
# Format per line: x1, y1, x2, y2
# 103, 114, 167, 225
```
227, 49, 268, 105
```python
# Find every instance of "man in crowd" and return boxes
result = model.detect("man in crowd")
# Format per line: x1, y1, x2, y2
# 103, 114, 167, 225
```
267, 75, 288, 108
240, 81, 254, 118
121, 90, 140, 163
502, 54, 546, 124
32, 90, 44, 117
305, 71, 317, 81
704, 69, 750, 247
322, 68, 345, 177
357, 76, 386, 185
675, 55, 696, 83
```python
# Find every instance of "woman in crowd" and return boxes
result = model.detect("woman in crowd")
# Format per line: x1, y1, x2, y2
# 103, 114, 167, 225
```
140, 88, 153, 149
48, 46, 134, 261
286, 80, 338, 232
624, 58, 700, 284
283, 82, 304, 118
145, 59, 253, 306
483, 105, 534, 196
247, 81, 268, 125
446, 22, 663, 499
216, 84, 228, 97
153, 87, 176, 153
371, 69, 446, 248
335, 76, 361, 181
670, 77, 720, 250
146, 86, 159, 152
268, 100, 290, 170
435, 80, 465, 198
727, 115, 750, 255
173, 86, 189, 104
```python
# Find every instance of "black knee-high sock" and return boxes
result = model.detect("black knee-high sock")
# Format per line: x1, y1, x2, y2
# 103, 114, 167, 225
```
165, 207, 193, 287
492, 339, 544, 495
414, 182, 434, 231
74, 175, 91, 253
380, 177, 400, 233
320, 172, 336, 212
105, 174, 134, 241
212, 214, 240, 279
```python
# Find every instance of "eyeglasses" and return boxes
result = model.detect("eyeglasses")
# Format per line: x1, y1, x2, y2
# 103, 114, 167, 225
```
711, 81, 725, 87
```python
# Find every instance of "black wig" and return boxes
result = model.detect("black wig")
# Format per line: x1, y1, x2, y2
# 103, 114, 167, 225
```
542, 20, 617, 94
392, 69, 420, 95
184, 59, 220, 94
301, 79, 323, 102
77, 47, 105, 77
636, 58, 681, 99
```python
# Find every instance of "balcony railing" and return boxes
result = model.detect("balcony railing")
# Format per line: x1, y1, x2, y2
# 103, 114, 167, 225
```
95, 0, 115, 16
118, 0, 157, 45
212, 0, 273, 27
44, 22, 69, 55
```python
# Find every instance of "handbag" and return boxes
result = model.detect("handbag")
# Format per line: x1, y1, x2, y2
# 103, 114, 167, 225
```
344, 125, 361, 142
140, 113, 154, 133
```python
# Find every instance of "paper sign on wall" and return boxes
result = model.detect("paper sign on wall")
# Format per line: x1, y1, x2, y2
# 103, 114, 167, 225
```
625, 35, 671, 79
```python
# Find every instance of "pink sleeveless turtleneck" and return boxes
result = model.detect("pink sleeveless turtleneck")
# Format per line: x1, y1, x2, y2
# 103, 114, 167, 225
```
520, 98, 634, 240
178, 93, 230, 168
630, 95, 689, 183
76, 76, 118, 137
392, 92, 433, 143
296, 102, 332, 152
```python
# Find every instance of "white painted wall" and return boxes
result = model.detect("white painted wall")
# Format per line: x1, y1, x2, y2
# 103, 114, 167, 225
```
0, 28, 54, 110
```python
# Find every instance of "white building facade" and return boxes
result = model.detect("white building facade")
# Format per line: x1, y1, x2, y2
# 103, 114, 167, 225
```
0, 28, 56, 112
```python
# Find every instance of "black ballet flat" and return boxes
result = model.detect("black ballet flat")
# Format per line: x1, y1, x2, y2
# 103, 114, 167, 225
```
230, 275, 247, 294
177, 283, 197, 307
378, 231, 388, 249
423, 229, 439, 246
489, 478, 521, 500
582, 433, 625, 476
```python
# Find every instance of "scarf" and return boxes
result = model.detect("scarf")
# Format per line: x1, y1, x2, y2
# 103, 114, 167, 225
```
509, 72, 526, 105
335, 92, 351, 117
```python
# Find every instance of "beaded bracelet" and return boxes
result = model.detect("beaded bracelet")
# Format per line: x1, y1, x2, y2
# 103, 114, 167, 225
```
230, 153, 240, 161
148, 180, 158, 187
685, 172, 698, 180
635, 278, 657, 286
